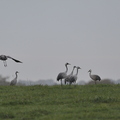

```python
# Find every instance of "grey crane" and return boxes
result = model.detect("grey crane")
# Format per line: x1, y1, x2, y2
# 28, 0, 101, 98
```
10, 71, 19, 86
0, 55, 22, 67
57, 63, 70, 86
88, 69, 101, 84
64, 66, 76, 84
69, 66, 81, 85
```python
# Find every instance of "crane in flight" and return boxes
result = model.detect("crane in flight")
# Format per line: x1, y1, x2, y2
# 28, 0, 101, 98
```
0, 55, 22, 67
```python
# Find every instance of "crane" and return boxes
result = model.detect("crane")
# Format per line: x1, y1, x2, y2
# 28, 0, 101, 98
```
88, 69, 101, 84
0, 55, 22, 67
57, 63, 70, 86
64, 66, 76, 84
10, 71, 19, 86
69, 66, 81, 85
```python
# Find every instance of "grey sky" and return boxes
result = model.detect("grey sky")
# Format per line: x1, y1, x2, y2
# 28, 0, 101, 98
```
0, 0, 120, 83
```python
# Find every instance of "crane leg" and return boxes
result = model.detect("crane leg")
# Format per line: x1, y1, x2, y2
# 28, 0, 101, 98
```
3, 61, 7, 67
64, 79, 66, 84
61, 79, 62, 86
95, 81, 96, 84
74, 81, 77, 87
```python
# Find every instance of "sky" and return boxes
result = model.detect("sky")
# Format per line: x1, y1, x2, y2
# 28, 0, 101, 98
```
0, 0, 120, 83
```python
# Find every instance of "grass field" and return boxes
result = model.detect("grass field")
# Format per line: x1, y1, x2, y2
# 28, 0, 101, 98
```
0, 84, 120, 120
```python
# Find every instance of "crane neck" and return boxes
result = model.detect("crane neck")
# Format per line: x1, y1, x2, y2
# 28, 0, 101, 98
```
70, 67, 75, 75
65, 64, 68, 73
89, 72, 92, 77
75, 68, 79, 76
15, 72, 18, 79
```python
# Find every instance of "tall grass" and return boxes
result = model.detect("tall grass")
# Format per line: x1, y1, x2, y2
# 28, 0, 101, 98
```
0, 84, 120, 120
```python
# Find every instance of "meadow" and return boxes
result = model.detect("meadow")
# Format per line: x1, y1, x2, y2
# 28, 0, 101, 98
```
0, 84, 120, 120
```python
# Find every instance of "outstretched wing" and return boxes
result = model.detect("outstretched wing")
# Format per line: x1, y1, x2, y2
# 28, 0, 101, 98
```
7, 56, 22, 63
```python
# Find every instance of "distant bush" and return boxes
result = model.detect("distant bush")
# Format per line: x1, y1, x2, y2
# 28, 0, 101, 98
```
87, 79, 114, 85
0, 75, 9, 86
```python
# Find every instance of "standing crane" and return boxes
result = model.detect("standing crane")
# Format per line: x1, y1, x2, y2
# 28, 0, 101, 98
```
57, 63, 70, 86
88, 69, 101, 84
64, 66, 76, 84
0, 55, 22, 67
10, 71, 19, 86
69, 66, 81, 85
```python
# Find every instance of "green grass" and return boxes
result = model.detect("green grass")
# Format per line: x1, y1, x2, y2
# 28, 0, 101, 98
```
0, 84, 120, 120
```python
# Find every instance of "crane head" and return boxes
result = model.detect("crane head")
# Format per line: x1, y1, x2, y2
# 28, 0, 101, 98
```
77, 66, 81, 69
73, 66, 76, 68
65, 63, 71, 66
16, 71, 19, 74
88, 69, 92, 73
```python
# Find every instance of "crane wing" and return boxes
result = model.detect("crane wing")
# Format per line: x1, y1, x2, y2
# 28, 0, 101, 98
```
57, 72, 66, 80
10, 79, 17, 85
92, 74, 101, 81
7, 56, 22, 63
70, 75, 77, 82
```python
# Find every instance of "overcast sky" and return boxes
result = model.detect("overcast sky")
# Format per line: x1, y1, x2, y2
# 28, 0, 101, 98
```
0, 0, 120, 83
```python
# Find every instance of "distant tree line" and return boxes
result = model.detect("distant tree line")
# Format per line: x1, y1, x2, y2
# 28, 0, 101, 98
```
0, 74, 120, 86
